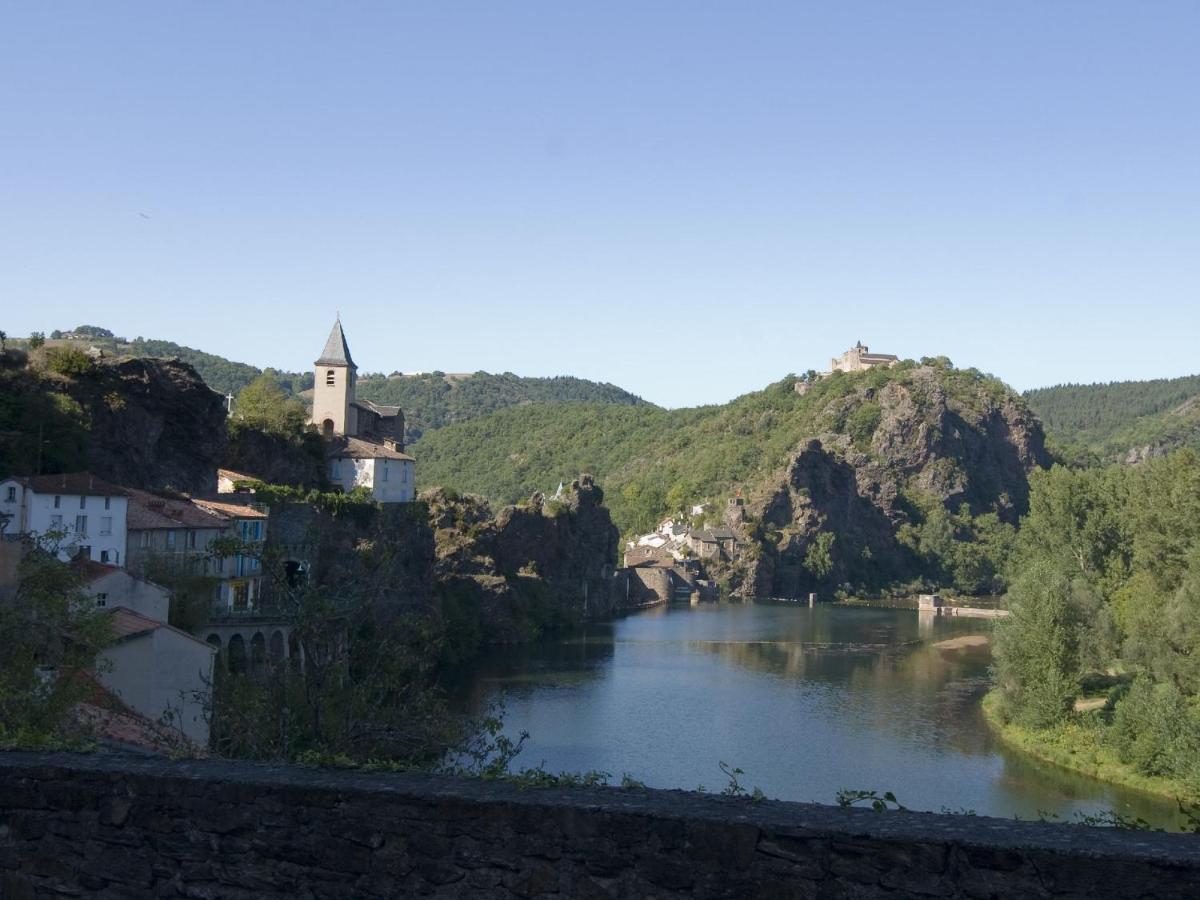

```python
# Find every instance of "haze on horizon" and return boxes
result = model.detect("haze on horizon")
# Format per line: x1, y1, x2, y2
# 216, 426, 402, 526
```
2, 2, 1198, 409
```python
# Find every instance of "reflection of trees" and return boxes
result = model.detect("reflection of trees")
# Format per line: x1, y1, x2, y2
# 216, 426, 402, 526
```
447, 631, 617, 716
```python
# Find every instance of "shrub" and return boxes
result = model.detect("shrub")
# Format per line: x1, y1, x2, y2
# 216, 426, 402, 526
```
44, 346, 93, 377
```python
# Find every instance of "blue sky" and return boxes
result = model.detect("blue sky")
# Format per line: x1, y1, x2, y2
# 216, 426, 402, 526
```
2, 2, 1197, 407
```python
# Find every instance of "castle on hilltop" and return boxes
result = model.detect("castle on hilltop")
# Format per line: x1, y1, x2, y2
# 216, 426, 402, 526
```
311, 319, 415, 503
830, 341, 899, 374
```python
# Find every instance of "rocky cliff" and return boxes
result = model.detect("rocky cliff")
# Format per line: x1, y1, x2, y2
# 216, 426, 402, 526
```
0, 351, 227, 493
424, 476, 620, 646
737, 365, 1050, 598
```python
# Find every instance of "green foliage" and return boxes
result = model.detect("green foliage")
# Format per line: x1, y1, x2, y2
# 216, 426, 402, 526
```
846, 401, 881, 450
836, 789, 907, 812
233, 373, 309, 437
72, 325, 114, 339
1025, 374, 1200, 461
0, 541, 113, 745
803, 532, 836, 579
994, 449, 1200, 792
128, 337, 269, 396
0, 365, 89, 476
355, 370, 649, 442
28, 332, 45, 349
43, 346, 94, 377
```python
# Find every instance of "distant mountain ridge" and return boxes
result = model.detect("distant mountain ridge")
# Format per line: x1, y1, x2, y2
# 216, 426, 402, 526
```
24, 330, 649, 441
1024, 374, 1200, 461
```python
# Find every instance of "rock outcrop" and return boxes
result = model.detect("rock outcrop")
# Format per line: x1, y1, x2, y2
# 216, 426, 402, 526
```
738, 366, 1050, 599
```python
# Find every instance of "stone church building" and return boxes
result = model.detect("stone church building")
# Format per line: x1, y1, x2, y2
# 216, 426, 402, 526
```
311, 320, 416, 503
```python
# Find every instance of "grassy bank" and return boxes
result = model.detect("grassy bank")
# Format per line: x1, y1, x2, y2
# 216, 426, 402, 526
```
981, 691, 1200, 805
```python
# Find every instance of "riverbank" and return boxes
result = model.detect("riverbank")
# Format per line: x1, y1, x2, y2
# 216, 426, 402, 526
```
981, 691, 1200, 806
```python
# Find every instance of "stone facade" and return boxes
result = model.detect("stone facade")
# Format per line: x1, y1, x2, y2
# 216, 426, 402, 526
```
830, 341, 899, 374
3, 751, 1200, 899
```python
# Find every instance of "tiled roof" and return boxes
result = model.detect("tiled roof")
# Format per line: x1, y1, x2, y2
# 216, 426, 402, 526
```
217, 468, 257, 483
106, 607, 216, 650
353, 399, 401, 417
191, 498, 269, 520
74, 559, 124, 583
4, 473, 129, 498
126, 487, 228, 530
107, 607, 162, 641
315, 319, 355, 367
326, 435, 414, 461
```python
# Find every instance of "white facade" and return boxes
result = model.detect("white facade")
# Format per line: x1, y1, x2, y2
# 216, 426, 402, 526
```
0, 475, 129, 566
86, 568, 171, 623
329, 455, 416, 503
96, 613, 216, 746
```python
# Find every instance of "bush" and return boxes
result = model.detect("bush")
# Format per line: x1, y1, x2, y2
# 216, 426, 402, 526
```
43, 346, 93, 377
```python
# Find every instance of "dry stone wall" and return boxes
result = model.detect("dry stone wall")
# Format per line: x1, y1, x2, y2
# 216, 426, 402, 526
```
3, 751, 1200, 898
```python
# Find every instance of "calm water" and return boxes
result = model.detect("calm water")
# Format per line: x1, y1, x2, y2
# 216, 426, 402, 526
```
451, 602, 1186, 828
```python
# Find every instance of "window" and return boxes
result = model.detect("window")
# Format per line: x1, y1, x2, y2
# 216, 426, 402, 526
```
332, 460, 341, 479
326, 369, 336, 385
50, 514, 62, 529
53, 495, 60, 509
402, 464, 408, 483
75, 515, 87, 536
232, 581, 249, 611
139, 531, 150, 548
166, 531, 176, 548
100, 550, 109, 563
383, 462, 389, 482
4, 486, 14, 502
95, 593, 108, 608
104, 496, 111, 510
187, 531, 197, 549
99, 517, 112, 535
80, 496, 86, 510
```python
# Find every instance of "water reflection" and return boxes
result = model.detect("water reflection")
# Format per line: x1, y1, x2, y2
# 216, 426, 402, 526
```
450, 602, 1184, 829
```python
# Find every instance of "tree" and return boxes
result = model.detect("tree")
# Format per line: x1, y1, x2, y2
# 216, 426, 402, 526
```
233, 373, 309, 437
28, 332, 45, 349
0, 540, 112, 744
0, 330, 6, 352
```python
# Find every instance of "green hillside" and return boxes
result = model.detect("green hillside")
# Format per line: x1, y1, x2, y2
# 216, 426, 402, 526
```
1025, 375, 1200, 461
353, 372, 648, 441
413, 360, 1041, 536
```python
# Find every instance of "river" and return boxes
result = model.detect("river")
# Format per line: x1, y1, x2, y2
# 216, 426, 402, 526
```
451, 601, 1185, 828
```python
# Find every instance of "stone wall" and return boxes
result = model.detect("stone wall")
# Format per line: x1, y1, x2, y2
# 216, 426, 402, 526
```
4, 752, 1200, 898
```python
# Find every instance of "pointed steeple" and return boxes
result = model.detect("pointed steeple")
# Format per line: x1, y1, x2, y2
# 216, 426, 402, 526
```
315, 317, 356, 368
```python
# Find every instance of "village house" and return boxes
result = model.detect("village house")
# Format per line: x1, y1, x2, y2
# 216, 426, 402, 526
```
689, 526, 739, 561
78, 559, 171, 622
95, 607, 216, 746
311, 319, 416, 503
0, 473, 129, 566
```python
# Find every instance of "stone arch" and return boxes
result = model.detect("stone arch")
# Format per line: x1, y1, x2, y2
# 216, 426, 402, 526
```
269, 630, 285, 662
288, 633, 302, 672
251, 632, 267, 668
227, 633, 247, 673
206, 634, 222, 650
322, 418, 335, 438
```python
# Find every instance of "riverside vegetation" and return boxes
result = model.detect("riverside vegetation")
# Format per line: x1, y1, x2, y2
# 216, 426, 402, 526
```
990, 449, 1200, 801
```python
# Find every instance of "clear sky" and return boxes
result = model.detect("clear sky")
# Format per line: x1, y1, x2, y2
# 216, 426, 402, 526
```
2, 2, 1198, 408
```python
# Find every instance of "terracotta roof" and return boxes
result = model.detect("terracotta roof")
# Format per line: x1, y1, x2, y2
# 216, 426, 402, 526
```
4, 473, 129, 498
126, 487, 228, 531
315, 319, 355, 367
106, 607, 216, 650
191, 498, 269, 520
73, 559, 125, 583
107, 607, 162, 641
326, 435, 414, 461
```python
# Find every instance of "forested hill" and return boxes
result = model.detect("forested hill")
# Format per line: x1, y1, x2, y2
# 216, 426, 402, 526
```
352, 372, 648, 441
19, 328, 648, 440
1024, 374, 1200, 461
413, 360, 1049, 546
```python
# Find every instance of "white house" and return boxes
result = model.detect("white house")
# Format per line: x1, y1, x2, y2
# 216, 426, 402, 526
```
310, 319, 416, 503
95, 607, 216, 747
79, 560, 171, 623
0, 473, 129, 566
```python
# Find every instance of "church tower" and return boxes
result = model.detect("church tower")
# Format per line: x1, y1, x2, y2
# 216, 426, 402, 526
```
311, 318, 357, 437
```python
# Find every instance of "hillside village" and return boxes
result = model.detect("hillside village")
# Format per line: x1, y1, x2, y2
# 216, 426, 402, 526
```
0, 320, 421, 752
